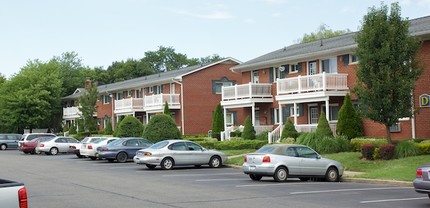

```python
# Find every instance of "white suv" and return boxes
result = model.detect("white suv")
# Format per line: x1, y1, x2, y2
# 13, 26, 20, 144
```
18, 133, 56, 147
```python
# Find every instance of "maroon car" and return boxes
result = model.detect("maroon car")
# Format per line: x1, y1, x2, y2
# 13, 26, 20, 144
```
19, 137, 54, 154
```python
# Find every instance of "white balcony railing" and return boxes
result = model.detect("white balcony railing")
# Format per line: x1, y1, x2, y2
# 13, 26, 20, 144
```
114, 98, 144, 111
268, 125, 282, 144
63, 106, 81, 118
277, 72, 348, 95
144, 94, 180, 108
222, 83, 272, 101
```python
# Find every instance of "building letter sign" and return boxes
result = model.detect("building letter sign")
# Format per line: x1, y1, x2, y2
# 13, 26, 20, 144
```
420, 94, 430, 107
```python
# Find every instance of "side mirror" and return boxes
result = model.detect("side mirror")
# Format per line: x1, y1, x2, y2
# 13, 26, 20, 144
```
316, 155, 321, 159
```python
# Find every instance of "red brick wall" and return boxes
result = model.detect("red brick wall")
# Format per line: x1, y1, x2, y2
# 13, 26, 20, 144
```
414, 40, 430, 139
181, 62, 243, 135
96, 98, 113, 131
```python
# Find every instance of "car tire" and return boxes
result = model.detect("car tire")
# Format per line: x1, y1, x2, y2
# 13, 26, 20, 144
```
0, 144, 7, 150
30, 150, 36, 155
146, 164, 156, 169
90, 157, 97, 160
116, 152, 128, 163
299, 177, 310, 181
249, 174, 263, 181
325, 167, 339, 182
209, 156, 221, 168
161, 157, 174, 170
273, 167, 288, 182
50, 147, 59, 156
428, 193, 430, 199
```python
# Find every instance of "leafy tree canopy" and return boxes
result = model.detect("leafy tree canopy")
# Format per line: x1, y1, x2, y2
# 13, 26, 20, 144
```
298, 24, 351, 43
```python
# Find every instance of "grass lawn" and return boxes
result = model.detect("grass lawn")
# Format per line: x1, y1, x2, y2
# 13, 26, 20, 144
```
221, 149, 256, 156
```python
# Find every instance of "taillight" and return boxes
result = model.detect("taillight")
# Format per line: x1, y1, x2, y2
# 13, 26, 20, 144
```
39, 144, 44, 147
101, 147, 108, 151
88, 145, 93, 150
18, 187, 28, 208
262, 156, 271, 163
243, 156, 247, 163
417, 168, 423, 178
69, 146, 76, 149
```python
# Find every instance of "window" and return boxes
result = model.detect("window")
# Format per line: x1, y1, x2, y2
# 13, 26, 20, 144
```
350, 54, 359, 64
103, 95, 110, 104
286, 148, 297, 157
226, 113, 234, 126
127, 90, 133, 97
116, 92, 123, 100
125, 139, 139, 147
273, 108, 279, 124
135, 89, 141, 98
308, 61, 317, 75
151, 86, 161, 94
186, 142, 202, 151
169, 142, 187, 151
289, 64, 299, 73
321, 105, 339, 121
252, 71, 259, 83
289, 106, 300, 117
296, 147, 318, 159
389, 123, 401, 133
321, 58, 337, 73
214, 82, 233, 94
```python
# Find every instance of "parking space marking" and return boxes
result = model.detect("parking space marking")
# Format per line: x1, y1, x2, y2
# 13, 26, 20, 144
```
236, 182, 328, 188
289, 187, 412, 195
162, 173, 242, 177
360, 197, 428, 203
196, 179, 249, 182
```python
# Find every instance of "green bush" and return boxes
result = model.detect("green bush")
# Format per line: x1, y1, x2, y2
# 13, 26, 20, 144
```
77, 119, 85, 133
142, 114, 181, 143
295, 132, 319, 150
62, 125, 69, 133
69, 124, 77, 134
417, 142, 430, 155
316, 135, 351, 154
336, 94, 363, 140
196, 139, 267, 150
315, 112, 333, 138
115, 116, 144, 137
395, 140, 420, 158
211, 104, 224, 140
104, 119, 113, 135
281, 137, 295, 144
256, 130, 269, 141
242, 116, 256, 140
361, 144, 375, 160
281, 118, 299, 139
378, 144, 395, 160
350, 138, 388, 152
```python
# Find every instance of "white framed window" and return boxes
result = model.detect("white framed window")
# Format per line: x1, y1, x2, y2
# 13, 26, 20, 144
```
116, 92, 123, 100
135, 89, 141, 98
321, 104, 339, 121
289, 64, 299, 73
252, 70, 259, 83
103, 95, 110, 104
308, 61, 317, 75
128, 90, 132, 97
389, 123, 401, 133
321, 57, 337, 73
289, 106, 300, 117
226, 113, 234, 126
214, 82, 233, 94
274, 108, 280, 124
350, 54, 359, 64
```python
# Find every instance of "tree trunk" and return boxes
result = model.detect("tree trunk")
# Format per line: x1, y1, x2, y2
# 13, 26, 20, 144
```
385, 125, 392, 144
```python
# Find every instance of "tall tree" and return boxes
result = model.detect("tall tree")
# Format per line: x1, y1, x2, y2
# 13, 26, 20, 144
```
354, 2, 422, 143
298, 24, 351, 43
211, 104, 224, 140
242, 116, 256, 140
78, 82, 99, 133
142, 46, 193, 73
336, 94, 363, 140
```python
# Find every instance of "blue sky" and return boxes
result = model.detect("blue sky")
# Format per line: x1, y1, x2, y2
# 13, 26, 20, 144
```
1, 0, 429, 78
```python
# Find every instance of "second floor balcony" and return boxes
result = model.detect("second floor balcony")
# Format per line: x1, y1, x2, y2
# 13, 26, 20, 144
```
114, 94, 180, 114
63, 106, 81, 119
114, 98, 145, 114
221, 83, 273, 107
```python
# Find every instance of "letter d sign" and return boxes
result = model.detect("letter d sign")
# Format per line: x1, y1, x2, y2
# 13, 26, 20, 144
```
420, 94, 430, 107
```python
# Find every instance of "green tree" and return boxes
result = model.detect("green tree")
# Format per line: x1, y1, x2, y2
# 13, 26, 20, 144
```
298, 24, 351, 43
315, 112, 333, 138
163, 101, 171, 117
281, 118, 299, 139
69, 123, 77, 134
142, 114, 181, 143
78, 82, 98, 133
354, 2, 422, 143
115, 116, 144, 137
211, 104, 224, 140
242, 116, 256, 140
142, 46, 192, 73
104, 119, 113, 135
336, 94, 363, 140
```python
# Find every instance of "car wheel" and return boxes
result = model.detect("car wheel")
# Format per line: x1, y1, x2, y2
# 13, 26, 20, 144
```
325, 167, 339, 182
299, 177, 310, 181
249, 174, 263, 181
30, 150, 36, 155
273, 167, 288, 182
428, 193, 430, 199
146, 164, 156, 169
50, 147, 59, 155
116, 152, 128, 163
209, 156, 221, 168
161, 157, 174, 170
0, 144, 7, 150
90, 157, 97, 160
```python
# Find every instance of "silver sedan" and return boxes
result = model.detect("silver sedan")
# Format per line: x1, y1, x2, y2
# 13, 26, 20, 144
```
36, 136, 80, 155
413, 164, 430, 198
134, 140, 227, 170
242, 144, 344, 182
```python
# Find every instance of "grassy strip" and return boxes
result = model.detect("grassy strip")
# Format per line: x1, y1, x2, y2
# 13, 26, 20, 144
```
221, 149, 255, 157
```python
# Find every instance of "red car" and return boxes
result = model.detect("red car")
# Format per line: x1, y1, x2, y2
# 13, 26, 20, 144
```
19, 137, 54, 154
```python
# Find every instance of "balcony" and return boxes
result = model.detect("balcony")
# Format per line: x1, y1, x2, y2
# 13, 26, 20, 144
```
63, 106, 81, 119
144, 94, 180, 112
221, 83, 273, 108
114, 98, 145, 114
276, 72, 348, 101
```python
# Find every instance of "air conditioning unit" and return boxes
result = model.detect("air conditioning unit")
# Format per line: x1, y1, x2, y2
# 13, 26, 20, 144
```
278, 66, 285, 72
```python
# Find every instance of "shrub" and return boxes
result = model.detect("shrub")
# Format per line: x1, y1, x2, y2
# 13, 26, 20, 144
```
417, 142, 430, 155
395, 140, 420, 158
142, 114, 181, 143
336, 94, 363, 140
316, 135, 351, 154
281, 137, 295, 144
242, 116, 256, 140
77, 119, 85, 133
69, 124, 77, 134
281, 118, 299, 139
295, 132, 319, 150
62, 125, 69, 133
361, 143, 375, 160
350, 138, 388, 152
104, 119, 113, 135
378, 144, 395, 160
315, 112, 333, 138
163, 101, 171, 117
256, 130, 269, 141
115, 116, 144, 137
211, 104, 224, 140
196, 140, 267, 150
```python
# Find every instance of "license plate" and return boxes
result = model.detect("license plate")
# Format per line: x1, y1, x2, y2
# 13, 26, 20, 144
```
249, 166, 256, 171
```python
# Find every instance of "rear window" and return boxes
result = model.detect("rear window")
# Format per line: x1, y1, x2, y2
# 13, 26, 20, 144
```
150, 141, 169, 149
39, 137, 55, 142
93, 138, 107, 144
107, 139, 125, 146
256, 146, 277, 153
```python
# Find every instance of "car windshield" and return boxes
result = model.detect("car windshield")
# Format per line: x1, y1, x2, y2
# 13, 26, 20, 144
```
39, 137, 55, 142
256, 146, 277, 153
107, 138, 125, 146
149, 141, 169, 149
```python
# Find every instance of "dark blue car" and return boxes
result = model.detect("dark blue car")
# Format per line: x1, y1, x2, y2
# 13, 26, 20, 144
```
96, 138, 153, 163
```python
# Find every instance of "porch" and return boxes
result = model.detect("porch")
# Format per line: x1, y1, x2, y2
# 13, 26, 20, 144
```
221, 83, 273, 106
144, 94, 180, 112
63, 106, 81, 119
277, 72, 348, 95
114, 98, 145, 114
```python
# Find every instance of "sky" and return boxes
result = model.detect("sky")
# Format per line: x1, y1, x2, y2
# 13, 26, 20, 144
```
1, 0, 429, 78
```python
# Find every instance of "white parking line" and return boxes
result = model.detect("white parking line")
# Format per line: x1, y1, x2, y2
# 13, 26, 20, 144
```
236, 182, 328, 188
289, 187, 412, 195
162, 173, 242, 177
196, 179, 249, 182
360, 197, 428, 203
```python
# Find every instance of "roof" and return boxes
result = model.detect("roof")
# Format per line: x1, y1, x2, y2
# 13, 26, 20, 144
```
62, 88, 87, 100
232, 15, 430, 72
97, 57, 241, 94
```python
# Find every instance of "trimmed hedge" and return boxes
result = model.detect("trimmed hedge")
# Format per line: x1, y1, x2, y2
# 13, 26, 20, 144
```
417, 142, 430, 155
378, 144, 395, 160
350, 138, 388, 152
195, 140, 267, 150
361, 144, 375, 160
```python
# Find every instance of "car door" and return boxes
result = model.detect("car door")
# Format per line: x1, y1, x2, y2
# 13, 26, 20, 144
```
185, 142, 208, 164
283, 147, 301, 175
124, 139, 141, 158
54, 138, 68, 152
296, 146, 326, 176
168, 142, 189, 165
66, 138, 80, 153
6, 135, 19, 148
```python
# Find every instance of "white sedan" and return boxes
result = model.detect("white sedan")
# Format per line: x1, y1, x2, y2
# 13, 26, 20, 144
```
80, 137, 117, 160
36, 136, 80, 155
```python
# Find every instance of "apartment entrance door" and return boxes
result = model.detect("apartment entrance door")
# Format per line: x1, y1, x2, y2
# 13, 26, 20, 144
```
309, 106, 319, 124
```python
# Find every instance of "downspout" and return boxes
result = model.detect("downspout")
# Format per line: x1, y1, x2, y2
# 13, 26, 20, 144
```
172, 78, 184, 135
411, 91, 416, 139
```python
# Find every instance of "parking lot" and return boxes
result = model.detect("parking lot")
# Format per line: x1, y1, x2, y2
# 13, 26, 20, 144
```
0, 150, 428, 208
